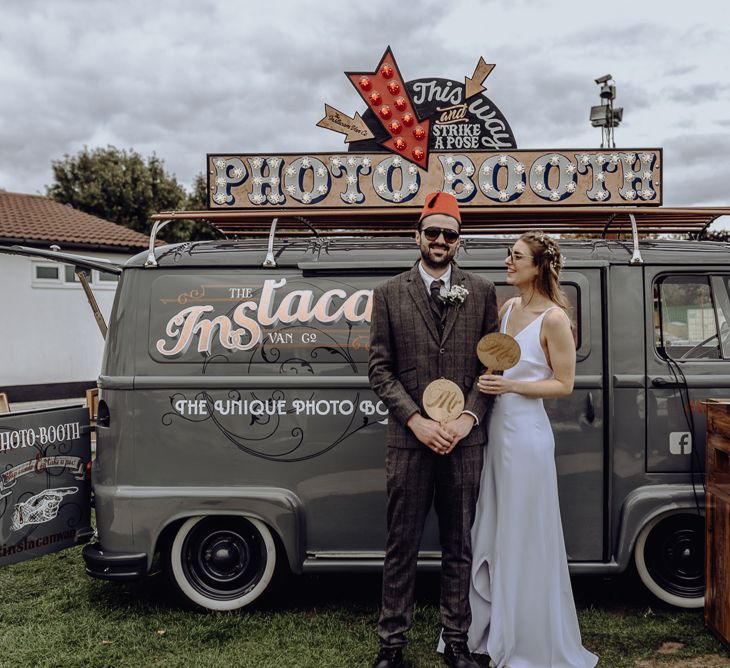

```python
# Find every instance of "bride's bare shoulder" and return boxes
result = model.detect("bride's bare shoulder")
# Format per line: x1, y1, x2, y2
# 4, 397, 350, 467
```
543, 305, 573, 332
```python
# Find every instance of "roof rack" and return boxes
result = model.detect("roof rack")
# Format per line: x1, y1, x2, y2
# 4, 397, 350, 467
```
144, 216, 225, 268
148, 206, 730, 267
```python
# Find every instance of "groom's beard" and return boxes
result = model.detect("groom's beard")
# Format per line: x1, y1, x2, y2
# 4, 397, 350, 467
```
420, 241, 456, 269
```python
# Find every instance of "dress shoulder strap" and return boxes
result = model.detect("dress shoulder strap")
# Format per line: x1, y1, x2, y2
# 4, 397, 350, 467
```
535, 306, 570, 336
500, 299, 517, 334
540, 305, 570, 322
539, 305, 561, 318
499, 297, 517, 334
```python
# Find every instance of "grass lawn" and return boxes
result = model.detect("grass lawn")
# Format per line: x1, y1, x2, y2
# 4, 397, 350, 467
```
1, 544, 729, 668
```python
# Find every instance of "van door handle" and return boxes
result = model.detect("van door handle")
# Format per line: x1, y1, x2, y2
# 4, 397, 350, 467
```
652, 377, 681, 388
586, 392, 595, 423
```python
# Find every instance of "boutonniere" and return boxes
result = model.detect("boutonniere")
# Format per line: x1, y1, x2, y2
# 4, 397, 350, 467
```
441, 284, 469, 309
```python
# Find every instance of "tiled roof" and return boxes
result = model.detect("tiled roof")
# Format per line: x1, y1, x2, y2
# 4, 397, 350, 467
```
0, 191, 150, 250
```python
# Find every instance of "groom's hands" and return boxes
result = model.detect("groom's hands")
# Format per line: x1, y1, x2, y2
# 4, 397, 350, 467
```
442, 413, 476, 452
407, 413, 475, 454
407, 413, 454, 454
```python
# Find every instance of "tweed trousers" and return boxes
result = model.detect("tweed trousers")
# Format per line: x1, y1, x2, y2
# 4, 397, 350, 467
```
377, 444, 484, 648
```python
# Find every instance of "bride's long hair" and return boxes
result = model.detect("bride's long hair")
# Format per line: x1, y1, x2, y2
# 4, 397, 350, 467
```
519, 231, 571, 311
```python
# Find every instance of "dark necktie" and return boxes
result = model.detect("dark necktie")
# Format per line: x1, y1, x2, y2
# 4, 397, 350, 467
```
430, 279, 445, 332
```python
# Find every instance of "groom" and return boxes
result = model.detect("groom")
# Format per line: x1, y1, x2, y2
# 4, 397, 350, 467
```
368, 191, 499, 668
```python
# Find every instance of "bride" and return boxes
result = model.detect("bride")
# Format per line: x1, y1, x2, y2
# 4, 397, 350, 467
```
470, 231, 598, 667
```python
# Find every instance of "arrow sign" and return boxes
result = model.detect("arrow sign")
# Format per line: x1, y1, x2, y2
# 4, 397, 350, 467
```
464, 57, 495, 99
346, 46, 431, 169
316, 104, 375, 143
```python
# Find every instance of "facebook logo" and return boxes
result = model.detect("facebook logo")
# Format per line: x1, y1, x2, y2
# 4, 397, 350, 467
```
669, 432, 692, 455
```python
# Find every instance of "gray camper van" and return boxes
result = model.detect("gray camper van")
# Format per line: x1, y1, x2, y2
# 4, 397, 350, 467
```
2, 206, 729, 611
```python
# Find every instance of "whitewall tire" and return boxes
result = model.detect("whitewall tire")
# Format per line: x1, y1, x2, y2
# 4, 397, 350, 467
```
169, 515, 276, 611
634, 512, 704, 609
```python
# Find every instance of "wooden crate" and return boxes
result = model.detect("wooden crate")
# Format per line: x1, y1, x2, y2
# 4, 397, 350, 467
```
86, 388, 99, 424
705, 399, 730, 648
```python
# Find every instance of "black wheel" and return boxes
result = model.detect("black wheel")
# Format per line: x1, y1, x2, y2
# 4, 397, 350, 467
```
635, 512, 704, 608
169, 515, 276, 611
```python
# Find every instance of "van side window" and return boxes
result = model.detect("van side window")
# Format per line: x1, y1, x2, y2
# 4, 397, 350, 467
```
654, 275, 722, 360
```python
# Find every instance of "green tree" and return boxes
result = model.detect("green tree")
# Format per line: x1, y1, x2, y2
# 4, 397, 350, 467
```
46, 146, 198, 242
183, 172, 219, 241
186, 172, 208, 211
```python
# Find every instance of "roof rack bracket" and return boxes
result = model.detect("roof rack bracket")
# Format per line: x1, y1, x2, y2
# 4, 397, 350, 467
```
144, 217, 226, 268
263, 218, 279, 268
629, 213, 643, 264
145, 219, 172, 268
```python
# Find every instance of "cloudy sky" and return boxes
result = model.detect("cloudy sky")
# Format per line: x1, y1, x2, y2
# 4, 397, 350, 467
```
1, 0, 729, 212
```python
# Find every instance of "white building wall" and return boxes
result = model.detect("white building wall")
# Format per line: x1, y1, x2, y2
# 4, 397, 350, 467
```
0, 250, 135, 388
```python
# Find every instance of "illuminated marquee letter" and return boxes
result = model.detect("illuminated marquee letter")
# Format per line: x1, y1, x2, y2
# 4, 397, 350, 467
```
619, 152, 656, 201
329, 155, 372, 204
247, 157, 285, 205
372, 156, 419, 203
478, 154, 526, 202
212, 158, 247, 205
438, 155, 476, 202
529, 153, 577, 202
576, 153, 617, 202
284, 157, 330, 204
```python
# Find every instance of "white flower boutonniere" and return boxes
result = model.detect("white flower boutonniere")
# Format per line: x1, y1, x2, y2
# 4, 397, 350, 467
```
441, 284, 469, 309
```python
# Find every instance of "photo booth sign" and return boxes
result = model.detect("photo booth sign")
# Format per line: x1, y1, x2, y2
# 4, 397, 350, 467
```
0, 406, 91, 567
207, 47, 662, 212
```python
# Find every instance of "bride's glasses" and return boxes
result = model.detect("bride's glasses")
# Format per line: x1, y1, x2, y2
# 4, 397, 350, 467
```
507, 247, 533, 262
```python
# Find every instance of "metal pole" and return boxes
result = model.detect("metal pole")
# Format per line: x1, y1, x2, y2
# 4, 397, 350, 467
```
75, 269, 108, 338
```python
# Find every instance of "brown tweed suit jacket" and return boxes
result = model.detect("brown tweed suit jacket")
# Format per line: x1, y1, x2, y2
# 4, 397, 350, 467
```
368, 261, 499, 448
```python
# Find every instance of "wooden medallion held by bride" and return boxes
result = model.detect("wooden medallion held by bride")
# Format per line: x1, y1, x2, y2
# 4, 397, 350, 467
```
476, 332, 521, 371
423, 378, 465, 423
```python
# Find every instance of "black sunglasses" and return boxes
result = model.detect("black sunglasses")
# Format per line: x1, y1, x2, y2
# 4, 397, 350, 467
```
422, 226, 460, 244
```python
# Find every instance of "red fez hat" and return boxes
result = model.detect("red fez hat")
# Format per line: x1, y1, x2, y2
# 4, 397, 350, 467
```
419, 191, 461, 225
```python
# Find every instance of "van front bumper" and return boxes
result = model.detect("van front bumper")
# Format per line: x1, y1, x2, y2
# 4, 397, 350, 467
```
82, 542, 148, 581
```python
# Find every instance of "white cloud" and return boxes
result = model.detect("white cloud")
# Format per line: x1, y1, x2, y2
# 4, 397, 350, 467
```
1, 0, 729, 210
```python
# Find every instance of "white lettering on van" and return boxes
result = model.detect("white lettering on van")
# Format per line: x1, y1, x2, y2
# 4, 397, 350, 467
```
156, 279, 373, 357
268, 332, 293, 344
229, 287, 253, 299
173, 398, 287, 417
292, 399, 355, 416
173, 400, 208, 415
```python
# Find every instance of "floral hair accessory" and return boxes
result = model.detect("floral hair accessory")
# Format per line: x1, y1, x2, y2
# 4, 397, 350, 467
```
441, 284, 469, 309
531, 231, 564, 273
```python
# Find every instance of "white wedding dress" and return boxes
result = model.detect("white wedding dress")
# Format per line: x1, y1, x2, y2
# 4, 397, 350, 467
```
467, 301, 598, 668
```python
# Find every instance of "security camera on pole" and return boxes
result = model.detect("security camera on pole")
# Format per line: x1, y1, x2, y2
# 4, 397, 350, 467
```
589, 74, 623, 149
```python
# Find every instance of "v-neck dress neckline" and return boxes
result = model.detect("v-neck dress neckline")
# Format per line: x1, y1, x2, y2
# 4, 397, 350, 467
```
503, 300, 558, 339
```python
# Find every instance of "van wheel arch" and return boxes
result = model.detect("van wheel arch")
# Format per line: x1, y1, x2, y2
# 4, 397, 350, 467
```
165, 515, 278, 611
634, 511, 704, 609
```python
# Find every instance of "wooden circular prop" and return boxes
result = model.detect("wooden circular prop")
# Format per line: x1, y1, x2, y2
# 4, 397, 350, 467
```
422, 378, 465, 423
476, 333, 521, 370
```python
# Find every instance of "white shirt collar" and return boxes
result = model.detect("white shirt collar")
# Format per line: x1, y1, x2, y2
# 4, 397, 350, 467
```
418, 261, 451, 294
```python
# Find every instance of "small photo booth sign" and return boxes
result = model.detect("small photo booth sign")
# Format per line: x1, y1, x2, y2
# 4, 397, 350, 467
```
0, 406, 91, 567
